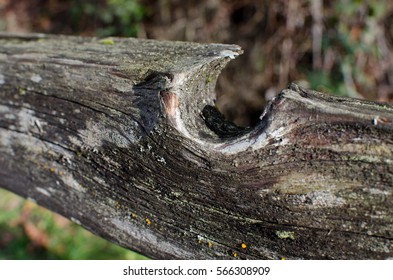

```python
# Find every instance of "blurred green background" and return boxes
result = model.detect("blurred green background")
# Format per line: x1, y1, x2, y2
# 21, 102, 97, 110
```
0, 189, 148, 259
1, 0, 393, 259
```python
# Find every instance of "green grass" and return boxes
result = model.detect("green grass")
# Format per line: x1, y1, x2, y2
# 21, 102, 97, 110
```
0, 189, 148, 260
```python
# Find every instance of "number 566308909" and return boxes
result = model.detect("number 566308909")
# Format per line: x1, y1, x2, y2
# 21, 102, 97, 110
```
216, 266, 270, 276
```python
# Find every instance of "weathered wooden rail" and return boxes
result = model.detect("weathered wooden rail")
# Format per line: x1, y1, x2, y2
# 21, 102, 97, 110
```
0, 33, 392, 259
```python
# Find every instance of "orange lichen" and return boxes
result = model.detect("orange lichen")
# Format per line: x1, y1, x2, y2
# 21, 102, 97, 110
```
145, 218, 151, 225
241, 243, 247, 249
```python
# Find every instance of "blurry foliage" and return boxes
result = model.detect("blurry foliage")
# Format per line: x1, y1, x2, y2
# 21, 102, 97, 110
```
68, 0, 144, 37
306, 0, 387, 97
0, 0, 145, 37
0, 189, 148, 260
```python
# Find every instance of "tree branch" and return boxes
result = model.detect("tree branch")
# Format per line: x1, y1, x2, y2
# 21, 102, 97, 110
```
0, 33, 392, 259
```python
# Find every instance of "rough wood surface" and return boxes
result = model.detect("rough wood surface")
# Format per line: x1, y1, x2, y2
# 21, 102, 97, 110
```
0, 33, 392, 259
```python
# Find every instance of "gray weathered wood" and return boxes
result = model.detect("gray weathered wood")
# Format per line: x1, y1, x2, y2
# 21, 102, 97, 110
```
0, 33, 392, 259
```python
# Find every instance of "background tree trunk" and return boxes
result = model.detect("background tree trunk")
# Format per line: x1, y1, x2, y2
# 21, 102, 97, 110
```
0, 33, 392, 259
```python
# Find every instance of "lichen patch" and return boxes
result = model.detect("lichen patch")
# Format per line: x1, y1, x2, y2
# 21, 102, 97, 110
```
60, 172, 86, 193
36, 187, 51, 197
30, 74, 42, 83
73, 120, 139, 149
0, 73, 5, 85
16, 107, 47, 134
111, 217, 195, 258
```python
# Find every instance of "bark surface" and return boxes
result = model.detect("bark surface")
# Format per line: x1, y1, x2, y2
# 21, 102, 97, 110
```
0, 33, 392, 259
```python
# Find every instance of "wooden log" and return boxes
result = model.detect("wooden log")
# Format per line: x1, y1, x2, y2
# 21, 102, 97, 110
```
0, 33, 392, 259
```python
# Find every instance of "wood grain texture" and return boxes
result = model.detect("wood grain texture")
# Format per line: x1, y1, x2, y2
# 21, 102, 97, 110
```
0, 33, 392, 259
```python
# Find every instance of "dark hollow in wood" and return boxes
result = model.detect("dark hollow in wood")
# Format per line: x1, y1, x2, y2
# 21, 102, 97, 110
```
0, 33, 392, 259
